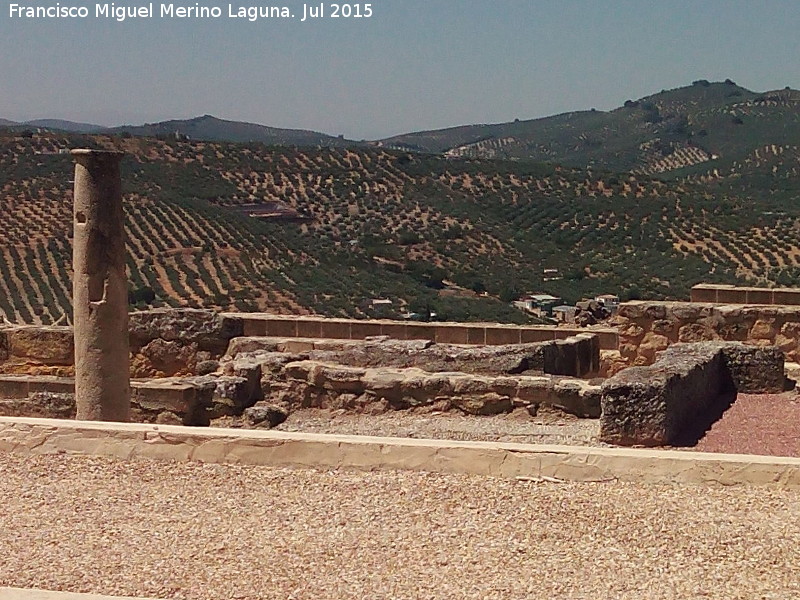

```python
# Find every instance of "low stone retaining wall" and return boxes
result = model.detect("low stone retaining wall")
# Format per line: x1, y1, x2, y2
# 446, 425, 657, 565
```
0, 374, 256, 426
614, 301, 800, 365
273, 360, 601, 418
600, 342, 786, 446
225, 333, 600, 378
222, 312, 620, 350
0, 310, 244, 378
691, 283, 800, 305
0, 310, 616, 379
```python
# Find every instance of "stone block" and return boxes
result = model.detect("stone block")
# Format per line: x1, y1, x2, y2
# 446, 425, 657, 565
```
7, 326, 74, 365
485, 327, 520, 345
225, 337, 280, 357
0, 391, 75, 419
296, 319, 322, 338
720, 343, 786, 394
520, 328, 556, 344
772, 290, 800, 306
405, 323, 437, 341
0, 330, 8, 361
617, 302, 647, 320
552, 380, 601, 419
350, 321, 383, 339
129, 309, 243, 353
434, 325, 470, 345
716, 288, 748, 304
241, 318, 267, 337
380, 322, 407, 340
0, 376, 34, 398
264, 318, 297, 337
466, 327, 486, 345
320, 319, 352, 340
594, 330, 620, 350
750, 319, 776, 341
745, 288, 774, 305
690, 284, 720, 303
451, 392, 512, 416
131, 379, 214, 426
600, 344, 726, 446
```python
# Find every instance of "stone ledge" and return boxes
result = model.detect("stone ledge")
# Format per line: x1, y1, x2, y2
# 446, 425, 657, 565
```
1, 417, 799, 489
222, 313, 620, 350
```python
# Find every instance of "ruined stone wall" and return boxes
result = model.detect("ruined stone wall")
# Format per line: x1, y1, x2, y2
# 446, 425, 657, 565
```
0, 309, 244, 378
272, 361, 601, 418
600, 342, 785, 446
225, 332, 600, 379
614, 301, 800, 365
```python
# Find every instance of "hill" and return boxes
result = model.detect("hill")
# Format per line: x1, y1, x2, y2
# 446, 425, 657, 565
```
380, 80, 800, 177
110, 114, 358, 147
6, 125, 800, 326
24, 119, 107, 134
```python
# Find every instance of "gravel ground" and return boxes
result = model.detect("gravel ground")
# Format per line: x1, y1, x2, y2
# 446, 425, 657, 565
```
270, 407, 602, 446
694, 393, 800, 457
1, 453, 799, 600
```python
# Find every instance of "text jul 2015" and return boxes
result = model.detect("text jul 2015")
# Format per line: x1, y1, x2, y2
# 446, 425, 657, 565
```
9, 3, 374, 22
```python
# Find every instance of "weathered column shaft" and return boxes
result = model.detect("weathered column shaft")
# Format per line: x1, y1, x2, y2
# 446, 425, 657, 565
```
72, 149, 130, 421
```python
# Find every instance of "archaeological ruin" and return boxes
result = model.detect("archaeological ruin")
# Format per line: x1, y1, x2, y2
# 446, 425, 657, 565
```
0, 153, 797, 456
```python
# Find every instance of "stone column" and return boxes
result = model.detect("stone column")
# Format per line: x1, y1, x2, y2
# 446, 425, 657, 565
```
72, 149, 130, 421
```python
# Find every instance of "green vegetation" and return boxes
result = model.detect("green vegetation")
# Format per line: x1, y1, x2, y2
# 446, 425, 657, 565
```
2, 80, 800, 325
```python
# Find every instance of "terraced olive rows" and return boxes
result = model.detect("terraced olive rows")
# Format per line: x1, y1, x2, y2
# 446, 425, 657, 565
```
2, 128, 800, 325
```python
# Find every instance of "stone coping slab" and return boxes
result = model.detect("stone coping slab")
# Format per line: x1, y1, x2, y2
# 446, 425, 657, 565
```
1, 418, 799, 489
0, 588, 157, 600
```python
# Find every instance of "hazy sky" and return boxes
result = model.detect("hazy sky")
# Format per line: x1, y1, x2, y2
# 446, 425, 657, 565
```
1, 0, 799, 139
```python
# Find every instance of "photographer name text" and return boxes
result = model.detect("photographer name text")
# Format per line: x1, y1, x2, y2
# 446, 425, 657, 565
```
8, 2, 373, 22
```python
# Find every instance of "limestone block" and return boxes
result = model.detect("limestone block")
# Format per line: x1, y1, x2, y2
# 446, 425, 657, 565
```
721, 343, 786, 394
129, 308, 243, 354
600, 345, 726, 446
225, 337, 280, 357
619, 322, 645, 342
750, 319, 777, 341
7, 326, 74, 365
781, 321, 800, 338
638, 332, 670, 362
514, 377, 554, 404
678, 323, 718, 343
451, 392, 512, 416
132, 338, 199, 377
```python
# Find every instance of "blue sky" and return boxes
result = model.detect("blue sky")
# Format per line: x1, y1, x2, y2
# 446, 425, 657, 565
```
1, 0, 799, 139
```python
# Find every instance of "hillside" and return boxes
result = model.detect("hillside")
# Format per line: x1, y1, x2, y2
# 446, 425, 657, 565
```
6, 124, 800, 325
380, 81, 800, 177
24, 119, 107, 134
110, 115, 358, 147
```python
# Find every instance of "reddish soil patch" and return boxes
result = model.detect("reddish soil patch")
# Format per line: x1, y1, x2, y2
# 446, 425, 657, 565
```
694, 393, 800, 457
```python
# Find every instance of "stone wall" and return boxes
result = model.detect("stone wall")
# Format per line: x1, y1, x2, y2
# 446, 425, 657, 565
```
614, 301, 800, 365
0, 310, 244, 378
600, 342, 786, 446
272, 360, 601, 418
691, 283, 800, 305
0, 374, 256, 426
0, 310, 616, 378
225, 333, 601, 378
222, 313, 620, 350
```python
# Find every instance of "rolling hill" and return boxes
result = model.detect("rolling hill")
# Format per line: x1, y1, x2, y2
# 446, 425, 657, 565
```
110, 115, 359, 147
380, 80, 800, 177
2, 80, 800, 326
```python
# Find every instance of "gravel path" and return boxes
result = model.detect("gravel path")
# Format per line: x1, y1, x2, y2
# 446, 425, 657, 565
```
695, 393, 800, 457
270, 407, 602, 446
1, 453, 798, 600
